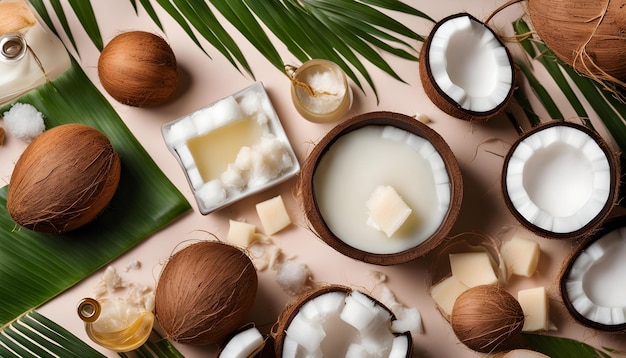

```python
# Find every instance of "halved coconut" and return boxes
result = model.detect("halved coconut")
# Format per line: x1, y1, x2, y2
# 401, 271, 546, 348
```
560, 217, 626, 331
502, 122, 620, 239
273, 285, 412, 357
299, 111, 463, 265
419, 13, 515, 121
216, 324, 265, 358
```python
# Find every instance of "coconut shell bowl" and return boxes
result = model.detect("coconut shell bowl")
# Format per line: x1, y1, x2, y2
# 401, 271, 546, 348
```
299, 111, 463, 265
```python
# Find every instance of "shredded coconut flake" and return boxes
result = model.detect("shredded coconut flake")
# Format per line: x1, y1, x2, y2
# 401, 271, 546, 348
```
276, 261, 312, 296
2, 103, 45, 142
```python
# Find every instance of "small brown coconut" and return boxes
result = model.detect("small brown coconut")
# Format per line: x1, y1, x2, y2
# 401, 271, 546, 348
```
7, 124, 120, 233
527, 0, 626, 89
98, 31, 178, 107
450, 285, 525, 353
154, 241, 258, 346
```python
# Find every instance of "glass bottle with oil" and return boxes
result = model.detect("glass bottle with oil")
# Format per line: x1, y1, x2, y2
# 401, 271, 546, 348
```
0, 0, 71, 106
77, 297, 154, 352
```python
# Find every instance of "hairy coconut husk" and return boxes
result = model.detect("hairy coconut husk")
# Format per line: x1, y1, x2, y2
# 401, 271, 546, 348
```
98, 31, 178, 107
451, 285, 524, 353
527, 0, 626, 89
7, 124, 121, 233
155, 241, 258, 346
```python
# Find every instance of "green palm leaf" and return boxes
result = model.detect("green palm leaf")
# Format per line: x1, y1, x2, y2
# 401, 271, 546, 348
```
522, 333, 613, 358
30, 0, 429, 101
0, 311, 106, 357
0, 58, 190, 326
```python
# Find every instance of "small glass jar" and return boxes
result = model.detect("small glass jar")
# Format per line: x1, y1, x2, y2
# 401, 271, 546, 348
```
290, 59, 352, 123
77, 297, 154, 352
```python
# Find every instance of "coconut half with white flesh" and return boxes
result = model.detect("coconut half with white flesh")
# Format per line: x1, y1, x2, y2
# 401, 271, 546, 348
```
419, 13, 515, 121
273, 285, 412, 357
502, 121, 620, 240
217, 324, 265, 358
560, 217, 626, 331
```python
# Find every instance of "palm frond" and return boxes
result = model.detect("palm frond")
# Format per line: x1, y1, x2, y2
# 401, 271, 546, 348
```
30, 0, 429, 101
0, 58, 190, 326
0, 311, 106, 357
522, 333, 613, 358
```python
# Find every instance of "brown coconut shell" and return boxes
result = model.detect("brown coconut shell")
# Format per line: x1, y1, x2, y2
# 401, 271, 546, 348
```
98, 31, 178, 107
7, 124, 121, 233
527, 0, 626, 87
419, 13, 515, 121
559, 216, 626, 332
450, 285, 525, 353
501, 121, 620, 240
154, 241, 258, 346
272, 284, 412, 357
299, 111, 463, 265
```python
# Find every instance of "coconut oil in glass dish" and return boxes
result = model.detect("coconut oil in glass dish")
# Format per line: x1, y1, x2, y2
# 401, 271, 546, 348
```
0, 2, 71, 106
162, 82, 300, 214
289, 59, 353, 123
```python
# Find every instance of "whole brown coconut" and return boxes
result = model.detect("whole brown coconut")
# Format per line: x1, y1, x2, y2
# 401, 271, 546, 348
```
451, 285, 524, 353
98, 31, 178, 107
528, 0, 626, 87
155, 241, 258, 346
7, 124, 121, 233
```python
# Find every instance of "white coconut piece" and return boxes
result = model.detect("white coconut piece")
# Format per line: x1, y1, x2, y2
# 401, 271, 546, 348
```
218, 327, 264, 358
425, 13, 513, 113
276, 261, 312, 296
340, 291, 378, 331
2, 102, 45, 142
286, 313, 326, 353
280, 289, 407, 357
300, 291, 346, 321
388, 335, 410, 358
504, 124, 613, 235
563, 225, 626, 327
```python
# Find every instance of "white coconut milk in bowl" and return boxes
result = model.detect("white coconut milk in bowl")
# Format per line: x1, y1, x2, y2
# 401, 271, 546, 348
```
300, 111, 463, 265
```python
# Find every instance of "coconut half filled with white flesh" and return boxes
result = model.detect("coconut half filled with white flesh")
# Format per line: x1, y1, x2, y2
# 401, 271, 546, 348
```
502, 122, 620, 239
419, 13, 514, 121
560, 217, 626, 331
273, 285, 412, 357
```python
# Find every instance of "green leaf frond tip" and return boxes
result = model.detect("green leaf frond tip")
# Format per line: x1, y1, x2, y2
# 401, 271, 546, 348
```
0, 311, 106, 357
522, 333, 613, 358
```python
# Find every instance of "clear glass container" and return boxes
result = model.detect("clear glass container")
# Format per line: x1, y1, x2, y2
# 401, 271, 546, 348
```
77, 297, 154, 352
290, 59, 352, 123
0, 2, 71, 106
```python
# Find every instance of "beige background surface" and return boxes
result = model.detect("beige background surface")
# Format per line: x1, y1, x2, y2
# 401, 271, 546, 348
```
2, 0, 626, 356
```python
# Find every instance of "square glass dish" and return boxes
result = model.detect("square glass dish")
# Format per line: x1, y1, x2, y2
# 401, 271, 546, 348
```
162, 82, 300, 214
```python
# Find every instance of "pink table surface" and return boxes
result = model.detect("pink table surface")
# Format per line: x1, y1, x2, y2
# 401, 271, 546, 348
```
2, 0, 626, 357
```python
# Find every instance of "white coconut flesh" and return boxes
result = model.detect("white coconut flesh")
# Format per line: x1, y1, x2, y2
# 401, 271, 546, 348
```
281, 290, 411, 357
505, 125, 611, 234
218, 326, 264, 358
428, 14, 513, 112
564, 226, 626, 327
